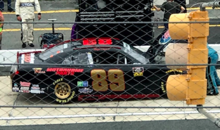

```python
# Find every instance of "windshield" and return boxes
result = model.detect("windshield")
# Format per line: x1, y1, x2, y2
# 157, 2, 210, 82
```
39, 42, 82, 60
123, 42, 149, 64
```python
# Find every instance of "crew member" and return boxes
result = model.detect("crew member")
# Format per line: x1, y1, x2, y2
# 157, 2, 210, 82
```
175, 0, 187, 13
15, 0, 41, 48
153, 0, 185, 31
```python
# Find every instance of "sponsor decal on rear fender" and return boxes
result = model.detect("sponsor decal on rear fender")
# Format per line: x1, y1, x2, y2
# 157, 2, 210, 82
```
166, 69, 183, 74
20, 81, 31, 87
31, 84, 40, 94
33, 68, 45, 74
161, 69, 185, 94
132, 67, 144, 77
78, 88, 93, 94
20, 81, 31, 93
12, 83, 19, 92
161, 82, 166, 93
77, 81, 88, 87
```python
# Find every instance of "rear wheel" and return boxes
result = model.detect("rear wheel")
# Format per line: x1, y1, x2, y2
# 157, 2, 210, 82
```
50, 80, 76, 104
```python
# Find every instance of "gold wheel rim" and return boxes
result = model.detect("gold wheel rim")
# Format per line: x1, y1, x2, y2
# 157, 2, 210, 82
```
54, 82, 71, 99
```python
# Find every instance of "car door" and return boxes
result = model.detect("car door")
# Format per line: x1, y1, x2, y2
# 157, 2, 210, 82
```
57, 49, 168, 101
114, 52, 168, 99
73, 50, 167, 101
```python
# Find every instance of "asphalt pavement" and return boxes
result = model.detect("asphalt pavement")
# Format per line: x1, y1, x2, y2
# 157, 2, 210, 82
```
0, 120, 219, 130
2, 1, 76, 49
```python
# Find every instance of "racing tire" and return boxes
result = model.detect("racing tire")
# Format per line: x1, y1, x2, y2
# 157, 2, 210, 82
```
49, 79, 76, 104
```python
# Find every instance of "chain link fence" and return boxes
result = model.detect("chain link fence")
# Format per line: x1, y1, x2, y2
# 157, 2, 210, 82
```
1, 0, 220, 128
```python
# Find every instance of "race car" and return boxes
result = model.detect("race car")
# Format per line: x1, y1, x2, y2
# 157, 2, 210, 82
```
10, 37, 185, 104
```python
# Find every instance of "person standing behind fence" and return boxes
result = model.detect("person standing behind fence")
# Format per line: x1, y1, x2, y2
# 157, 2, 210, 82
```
0, 10, 4, 49
175, 0, 187, 13
15, 0, 41, 48
153, 0, 185, 31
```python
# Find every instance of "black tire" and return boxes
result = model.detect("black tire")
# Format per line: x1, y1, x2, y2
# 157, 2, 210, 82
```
49, 78, 76, 104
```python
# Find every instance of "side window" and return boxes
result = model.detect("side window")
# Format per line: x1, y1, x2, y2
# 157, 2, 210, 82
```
117, 54, 133, 64
62, 53, 89, 65
92, 51, 133, 64
93, 51, 117, 64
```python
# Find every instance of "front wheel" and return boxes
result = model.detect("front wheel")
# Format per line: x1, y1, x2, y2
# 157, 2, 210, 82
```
49, 81, 76, 104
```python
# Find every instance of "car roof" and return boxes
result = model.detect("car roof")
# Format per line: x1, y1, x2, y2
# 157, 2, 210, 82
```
41, 37, 124, 60
40, 38, 149, 64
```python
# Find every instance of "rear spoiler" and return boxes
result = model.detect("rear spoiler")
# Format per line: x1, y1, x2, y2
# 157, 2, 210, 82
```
17, 51, 42, 63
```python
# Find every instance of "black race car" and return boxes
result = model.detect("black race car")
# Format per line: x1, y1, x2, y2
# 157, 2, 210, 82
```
10, 37, 184, 103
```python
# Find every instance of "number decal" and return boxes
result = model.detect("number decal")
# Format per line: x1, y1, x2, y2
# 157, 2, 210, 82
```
108, 69, 125, 91
91, 69, 125, 92
91, 69, 108, 92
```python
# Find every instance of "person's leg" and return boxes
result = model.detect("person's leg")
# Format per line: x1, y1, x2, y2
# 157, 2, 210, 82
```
164, 23, 168, 32
71, 23, 77, 39
209, 52, 220, 94
0, 0, 4, 11
214, 68, 220, 86
209, 65, 219, 94
27, 19, 34, 47
21, 19, 28, 48
162, 22, 169, 38
212, 53, 220, 86
7, 0, 14, 11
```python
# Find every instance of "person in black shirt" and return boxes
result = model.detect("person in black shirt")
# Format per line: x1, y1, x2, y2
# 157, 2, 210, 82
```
153, 0, 185, 31
175, 0, 187, 13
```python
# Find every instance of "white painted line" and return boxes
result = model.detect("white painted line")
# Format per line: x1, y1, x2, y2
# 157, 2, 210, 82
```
0, 110, 218, 120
